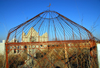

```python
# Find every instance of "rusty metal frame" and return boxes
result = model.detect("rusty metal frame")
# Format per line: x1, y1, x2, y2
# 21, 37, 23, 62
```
6, 40, 93, 45
6, 10, 94, 43
5, 10, 97, 68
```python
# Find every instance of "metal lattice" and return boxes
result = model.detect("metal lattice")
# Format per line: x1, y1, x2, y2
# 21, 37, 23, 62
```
5, 10, 98, 68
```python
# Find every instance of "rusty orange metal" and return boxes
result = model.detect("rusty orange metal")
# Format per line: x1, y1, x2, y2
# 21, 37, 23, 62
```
5, 10, 97, 68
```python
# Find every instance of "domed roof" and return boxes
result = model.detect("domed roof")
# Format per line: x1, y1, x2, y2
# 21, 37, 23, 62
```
6, 10, 94, 43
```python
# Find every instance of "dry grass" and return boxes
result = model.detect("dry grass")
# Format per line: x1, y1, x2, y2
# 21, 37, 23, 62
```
33, 46, 98, 68
0, 53, 27, 68
0, 54, 4, 68
1, 43, 98, 68
8, 53, 27, 68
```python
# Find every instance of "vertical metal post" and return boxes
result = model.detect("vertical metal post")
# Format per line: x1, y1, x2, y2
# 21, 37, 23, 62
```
64, 43, 67, 62
90, 41, 93, 68
5, 44, 9, 68
90, 41, 93, 57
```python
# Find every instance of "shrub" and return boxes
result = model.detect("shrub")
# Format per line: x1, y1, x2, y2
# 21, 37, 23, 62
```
8, 53, 27, 68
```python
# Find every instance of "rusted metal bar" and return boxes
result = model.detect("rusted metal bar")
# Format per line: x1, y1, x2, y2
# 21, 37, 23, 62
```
56, 17, 65, 40
6, 12, 45, 43
38, 12, 48, 42
5, 44, 9, 68
78, 28, 82, 40
6, 40, 90, 45
64, 43, 67, 62
50, 12, 57, 40
54, 11, 94, 40
5, 10, 97, 68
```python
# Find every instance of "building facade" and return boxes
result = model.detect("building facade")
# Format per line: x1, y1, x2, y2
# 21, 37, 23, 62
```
0, 40, 5, 55
9, 27, 48, 58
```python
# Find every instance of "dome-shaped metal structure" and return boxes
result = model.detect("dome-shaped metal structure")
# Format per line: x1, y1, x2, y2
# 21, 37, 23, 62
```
5, 10, 97, 68
6, 10, 94, 43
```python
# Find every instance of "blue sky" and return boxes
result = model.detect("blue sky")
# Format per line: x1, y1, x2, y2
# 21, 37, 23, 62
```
0, 0, 100, 42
